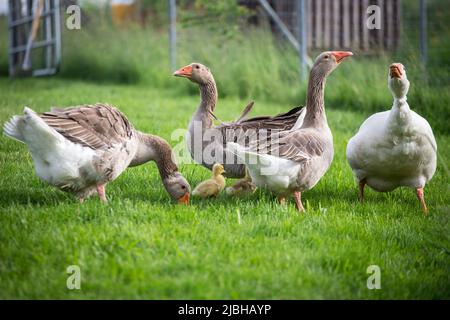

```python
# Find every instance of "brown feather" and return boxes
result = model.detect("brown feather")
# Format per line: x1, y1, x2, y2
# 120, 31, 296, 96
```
40, 103, 134, 150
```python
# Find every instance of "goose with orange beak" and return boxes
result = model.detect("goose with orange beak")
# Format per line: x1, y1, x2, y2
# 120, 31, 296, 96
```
173, 65, 193, 78
347, 63, 437, 214
172, 52, 352, 183
172, 61, 305, 179
226, 51, 353, 212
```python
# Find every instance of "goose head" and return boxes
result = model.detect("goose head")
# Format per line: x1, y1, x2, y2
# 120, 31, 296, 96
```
311, 51, 353, 77
173, 62, 213, 85
388, 63, 410, 99
163, 172, 191, 204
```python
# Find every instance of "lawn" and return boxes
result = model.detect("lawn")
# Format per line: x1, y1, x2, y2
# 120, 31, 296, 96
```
0, 77, 449, 299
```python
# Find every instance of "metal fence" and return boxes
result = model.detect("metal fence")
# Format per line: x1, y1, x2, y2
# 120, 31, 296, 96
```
258, 0, 402, 51
170, 0, 434, 79
4, 0, 443, 81
8, 0, 61, 77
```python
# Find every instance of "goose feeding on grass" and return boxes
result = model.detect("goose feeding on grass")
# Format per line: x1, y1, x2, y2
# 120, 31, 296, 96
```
227, 51, 353, 212
346, 63, 437, 214
173, 62, 305, 178
3, 104, 191, 204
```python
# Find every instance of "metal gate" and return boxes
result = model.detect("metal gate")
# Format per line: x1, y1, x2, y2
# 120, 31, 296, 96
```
8, 0, 61, 77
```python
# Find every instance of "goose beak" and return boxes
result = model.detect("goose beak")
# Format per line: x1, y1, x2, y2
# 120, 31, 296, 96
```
331, 51, 353, 63
389, 63, 403, 79
178, 192, 190, 205
173, 65, 193, 78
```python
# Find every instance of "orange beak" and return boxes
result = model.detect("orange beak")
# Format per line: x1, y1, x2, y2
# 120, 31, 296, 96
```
173, 65, 193, 78
389, 63, 403, 79
178, 192, 190, 205
331, 51, 353, 63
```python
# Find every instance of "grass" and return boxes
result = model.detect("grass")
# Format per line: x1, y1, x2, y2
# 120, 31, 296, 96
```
0, 77, 449, 299
0, 1, 449, 299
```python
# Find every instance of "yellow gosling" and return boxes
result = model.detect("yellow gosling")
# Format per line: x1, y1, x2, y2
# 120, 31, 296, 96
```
192, 163, 226, 198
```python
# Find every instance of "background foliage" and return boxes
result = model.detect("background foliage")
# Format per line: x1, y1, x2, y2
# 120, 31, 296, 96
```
3, 0, 448, 132
0, 0, 449, 299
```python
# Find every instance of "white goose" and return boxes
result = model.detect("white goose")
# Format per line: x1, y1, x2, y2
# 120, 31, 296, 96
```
346, 63, 437, 214
3, 104, 191, 203
227, 51, 353, 212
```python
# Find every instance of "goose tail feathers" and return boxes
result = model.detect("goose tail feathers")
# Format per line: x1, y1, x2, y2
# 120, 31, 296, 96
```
4, 114, 26, 143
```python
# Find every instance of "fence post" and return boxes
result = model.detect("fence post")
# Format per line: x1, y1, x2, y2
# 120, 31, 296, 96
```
297, 0, 307, 81
168, 0, 176, 72
419, 0, 427, 67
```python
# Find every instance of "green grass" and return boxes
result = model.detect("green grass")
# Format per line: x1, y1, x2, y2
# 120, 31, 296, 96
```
0, 77, 449, 299
0, 0, 449, 298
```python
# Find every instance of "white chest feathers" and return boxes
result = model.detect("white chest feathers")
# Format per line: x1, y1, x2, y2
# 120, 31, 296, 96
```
346, 100, 437, 191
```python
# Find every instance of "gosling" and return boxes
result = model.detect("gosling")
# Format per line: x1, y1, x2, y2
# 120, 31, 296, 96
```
192, 163, 226, 198
226, 168, 257, 196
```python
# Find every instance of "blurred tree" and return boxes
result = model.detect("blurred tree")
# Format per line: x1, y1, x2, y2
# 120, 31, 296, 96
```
136, 0, 249, 32
139, 0, 168, 28
111, 0, 138, 27
178, 0, 250, 36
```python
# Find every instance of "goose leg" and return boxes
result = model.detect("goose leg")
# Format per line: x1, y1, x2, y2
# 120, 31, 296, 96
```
359, 179, 366, 202
415, 187, 428, 215
294, 191, 305, 213
96, 184, 107, 203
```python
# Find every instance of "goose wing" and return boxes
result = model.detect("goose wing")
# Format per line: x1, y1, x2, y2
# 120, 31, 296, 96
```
214, 106, 305, 146
229, 105, 304, 130
39, 103, 134, 150
249, 128, 325, 164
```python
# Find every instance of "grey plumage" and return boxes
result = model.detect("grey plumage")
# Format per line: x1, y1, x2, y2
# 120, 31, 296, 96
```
174, 62, 305, 178
4, 104, 190, 202
40, 103, 134, 150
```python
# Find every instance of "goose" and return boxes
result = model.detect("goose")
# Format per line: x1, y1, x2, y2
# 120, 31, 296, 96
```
173, 62, 305, 178
346, 63, 437, 214
227, 51, 353, 212
3, 103, 191, 203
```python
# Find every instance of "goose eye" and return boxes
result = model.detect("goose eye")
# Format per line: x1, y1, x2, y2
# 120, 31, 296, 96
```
324, 55, 329, 59
195, 65, 200, 69
181, 185, 186, 189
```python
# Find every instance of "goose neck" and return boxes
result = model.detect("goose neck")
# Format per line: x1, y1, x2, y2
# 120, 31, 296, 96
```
388, 97, 411, 130
393, 96, 408, 108
302, 71, 327, 128
199, 79, 218, 114
191, 78, 217, 131
131, 133, 178, 179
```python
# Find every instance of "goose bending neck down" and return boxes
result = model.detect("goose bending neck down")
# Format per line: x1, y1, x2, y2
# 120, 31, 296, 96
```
131, 133, 190, 204
346, 63, 437, 214
3, 104, 191, 204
